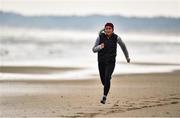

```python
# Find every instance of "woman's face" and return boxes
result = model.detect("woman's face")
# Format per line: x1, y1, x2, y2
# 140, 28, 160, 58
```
105, 26, 113, 36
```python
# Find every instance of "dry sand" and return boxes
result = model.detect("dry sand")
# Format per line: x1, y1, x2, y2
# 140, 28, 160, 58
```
0, 67, 180, 117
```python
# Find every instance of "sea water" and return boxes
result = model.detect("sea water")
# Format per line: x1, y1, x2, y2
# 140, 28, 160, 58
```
0, 27, 180, 80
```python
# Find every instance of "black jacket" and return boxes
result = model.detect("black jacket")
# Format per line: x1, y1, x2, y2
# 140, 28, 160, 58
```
92, 33, 129, 62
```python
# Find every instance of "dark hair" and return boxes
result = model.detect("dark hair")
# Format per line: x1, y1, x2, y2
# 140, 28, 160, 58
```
105, 23, 114, 29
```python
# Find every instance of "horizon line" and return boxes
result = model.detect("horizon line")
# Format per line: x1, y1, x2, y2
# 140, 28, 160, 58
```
1, 10, 180, 19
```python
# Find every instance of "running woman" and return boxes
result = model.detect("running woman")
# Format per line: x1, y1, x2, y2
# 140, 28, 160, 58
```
92, 23, 130, 104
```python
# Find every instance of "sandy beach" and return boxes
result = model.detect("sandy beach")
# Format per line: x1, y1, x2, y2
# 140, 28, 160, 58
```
0, 66, 180, 117
1, 1, 180, 117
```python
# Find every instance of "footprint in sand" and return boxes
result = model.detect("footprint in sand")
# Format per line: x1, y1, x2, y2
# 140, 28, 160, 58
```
52, 111, 56, 113
74, 94, 180, 117
104, 94, 180, 115
171, 101, 179, 104
166, 112, 170, 114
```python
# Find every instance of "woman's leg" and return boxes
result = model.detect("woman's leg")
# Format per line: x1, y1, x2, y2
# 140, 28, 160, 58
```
98, 62, 106, 86
104, 62, 115, 96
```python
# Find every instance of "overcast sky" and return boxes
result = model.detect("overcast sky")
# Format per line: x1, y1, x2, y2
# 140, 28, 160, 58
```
0, 0, 179, 17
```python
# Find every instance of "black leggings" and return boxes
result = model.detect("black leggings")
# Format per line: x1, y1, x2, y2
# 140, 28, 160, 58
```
98, 61, 115, 96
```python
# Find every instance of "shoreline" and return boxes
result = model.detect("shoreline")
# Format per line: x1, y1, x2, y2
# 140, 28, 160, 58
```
0, 69, 180, 83
0, 61, 180, 81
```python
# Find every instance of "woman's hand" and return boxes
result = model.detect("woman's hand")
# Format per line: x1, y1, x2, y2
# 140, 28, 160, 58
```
100, 43, 104, 49
126, 57, 130, 63
99, 28, 105, 35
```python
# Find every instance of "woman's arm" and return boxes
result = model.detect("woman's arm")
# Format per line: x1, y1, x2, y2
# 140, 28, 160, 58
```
117, 36, 130, 63
92, 36, 104, 53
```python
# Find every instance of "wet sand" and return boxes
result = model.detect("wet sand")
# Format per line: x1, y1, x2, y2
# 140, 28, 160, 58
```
0, 67, 180, 117
0, 66, 81, 74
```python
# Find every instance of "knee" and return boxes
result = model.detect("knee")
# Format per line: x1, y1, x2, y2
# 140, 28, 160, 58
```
106, 76, 111, 81
105, 78, 111, 85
